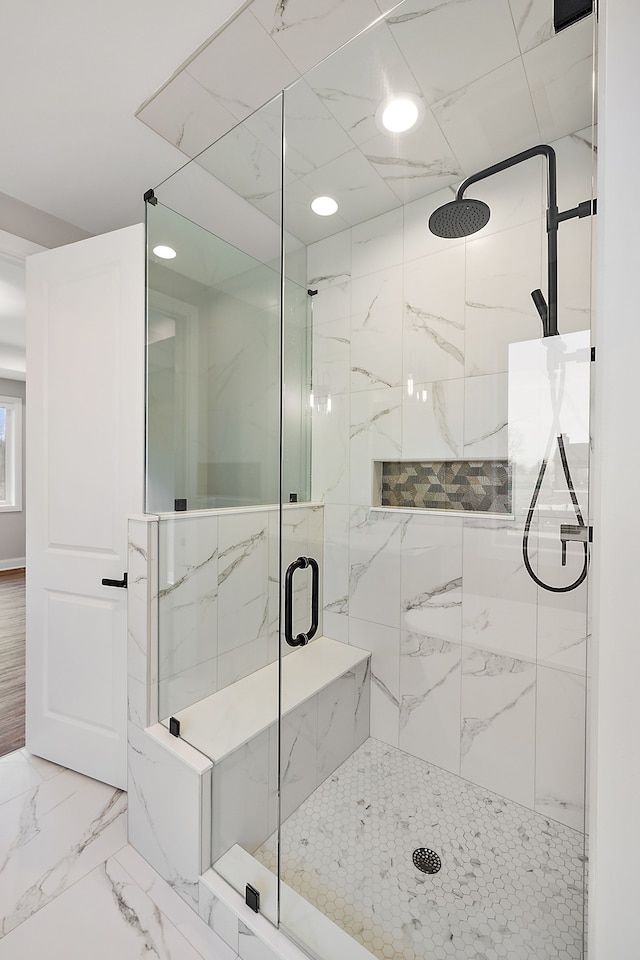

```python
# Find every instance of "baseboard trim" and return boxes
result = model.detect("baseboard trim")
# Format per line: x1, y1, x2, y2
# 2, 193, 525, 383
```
0, 557, 26, 571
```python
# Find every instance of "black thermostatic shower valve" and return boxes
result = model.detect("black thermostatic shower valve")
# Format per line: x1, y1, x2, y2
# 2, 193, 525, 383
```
245, 884, 260, 913
554, 0, 593, 32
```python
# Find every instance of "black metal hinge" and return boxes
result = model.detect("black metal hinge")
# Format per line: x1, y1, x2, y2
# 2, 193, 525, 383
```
591, 346, 596, 362
143, 188, 158, 206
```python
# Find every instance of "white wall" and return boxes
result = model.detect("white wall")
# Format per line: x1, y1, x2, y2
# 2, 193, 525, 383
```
590, 0, 640, 955
0, 377, 25, 568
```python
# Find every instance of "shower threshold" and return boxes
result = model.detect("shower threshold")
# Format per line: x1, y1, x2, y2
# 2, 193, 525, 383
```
254, 738, 586, 960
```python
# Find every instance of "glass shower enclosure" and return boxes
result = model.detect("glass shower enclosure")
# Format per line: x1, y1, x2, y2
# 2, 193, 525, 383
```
146, 2, 596, 958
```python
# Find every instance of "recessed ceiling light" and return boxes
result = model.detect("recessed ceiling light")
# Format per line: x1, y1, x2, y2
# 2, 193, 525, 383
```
378, 94, 423, 133
311, 196, 338, 217
152, 245, 177, 259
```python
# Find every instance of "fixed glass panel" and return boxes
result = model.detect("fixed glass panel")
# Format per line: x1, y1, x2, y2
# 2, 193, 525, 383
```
270, 2, 596, 958
146, 201, 282, 512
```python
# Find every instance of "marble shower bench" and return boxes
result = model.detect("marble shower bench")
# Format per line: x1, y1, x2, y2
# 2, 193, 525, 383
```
170, 635, 371, 861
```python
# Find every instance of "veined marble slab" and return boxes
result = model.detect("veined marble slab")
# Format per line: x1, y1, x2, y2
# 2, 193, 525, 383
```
172, 636, 370, 763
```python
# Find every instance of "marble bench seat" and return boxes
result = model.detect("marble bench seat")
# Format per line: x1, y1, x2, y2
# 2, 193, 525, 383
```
170, 636, 371, 862
171, 635, 371, 764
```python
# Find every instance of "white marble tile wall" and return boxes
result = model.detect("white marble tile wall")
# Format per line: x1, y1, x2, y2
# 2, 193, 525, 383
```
127, 723, 213, 910
309, 131, 593, 828
156, 503, 323, 720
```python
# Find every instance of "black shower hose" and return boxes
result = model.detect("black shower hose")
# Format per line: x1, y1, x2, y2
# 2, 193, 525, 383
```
522, 433, 589, 593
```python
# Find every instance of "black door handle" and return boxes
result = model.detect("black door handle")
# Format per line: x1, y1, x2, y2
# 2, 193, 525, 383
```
284, 557, 318, 647
101, 572, 128, 589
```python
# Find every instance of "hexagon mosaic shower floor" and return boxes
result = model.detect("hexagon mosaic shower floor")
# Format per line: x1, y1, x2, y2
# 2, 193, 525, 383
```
254, 738, 586, 960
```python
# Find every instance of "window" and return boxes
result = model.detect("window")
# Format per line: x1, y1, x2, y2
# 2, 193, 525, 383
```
0, 395, 22, 512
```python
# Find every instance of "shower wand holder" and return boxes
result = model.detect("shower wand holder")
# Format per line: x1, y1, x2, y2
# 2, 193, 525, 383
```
560, 523, 592, 566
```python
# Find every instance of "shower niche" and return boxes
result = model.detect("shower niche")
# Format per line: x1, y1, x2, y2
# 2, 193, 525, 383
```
132, 2, 596, 959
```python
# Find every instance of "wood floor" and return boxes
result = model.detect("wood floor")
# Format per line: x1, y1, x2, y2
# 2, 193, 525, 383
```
0, 568, 26, 757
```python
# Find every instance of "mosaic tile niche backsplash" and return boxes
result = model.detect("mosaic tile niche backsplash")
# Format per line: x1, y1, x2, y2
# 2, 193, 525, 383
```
380, 459, 511, 513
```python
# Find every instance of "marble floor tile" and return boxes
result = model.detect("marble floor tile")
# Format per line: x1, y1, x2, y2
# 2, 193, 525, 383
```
0, 766, 128, 937
254, 738, 586, 960
0, 856, 229, 960
0, 750, 236, 960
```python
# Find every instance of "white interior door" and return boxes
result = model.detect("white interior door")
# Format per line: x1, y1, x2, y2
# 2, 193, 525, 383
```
26, 224, 145, 789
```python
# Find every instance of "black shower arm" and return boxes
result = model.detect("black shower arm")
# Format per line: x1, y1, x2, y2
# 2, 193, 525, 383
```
456, 144, 561, 336
455, 144, 559, 224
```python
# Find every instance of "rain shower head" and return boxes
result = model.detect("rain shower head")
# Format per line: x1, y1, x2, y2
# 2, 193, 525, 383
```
428, 198, 490, 239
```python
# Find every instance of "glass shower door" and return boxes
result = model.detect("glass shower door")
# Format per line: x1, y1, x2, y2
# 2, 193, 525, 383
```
269, 2, 596, 958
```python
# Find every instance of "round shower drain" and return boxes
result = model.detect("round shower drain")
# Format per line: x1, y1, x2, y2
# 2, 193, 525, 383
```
412, 848, 442, 875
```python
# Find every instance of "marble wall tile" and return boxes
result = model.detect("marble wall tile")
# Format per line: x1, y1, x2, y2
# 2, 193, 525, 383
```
185, 9, 298, 123
537, 572, 588, 676
350, 266, 403, 392
349, 507, 406, 628
322, 504, 350, 627
218, 512, 269, 657
557, 216, 592, 335
461, 645, 536, 807
159, 657, 219, 719
127, 723, 211, 909
402, 376, 465, 460
431, 59, 540, 174
350, 388, 402, 505
362, 108, 461, 205
403, 186, 462, 264
465, 219, 543, 377
312, 313, 351, 397
322, 611, 350, 644
199, 881, 240, 954
349, 617, 400, 747
523, 16, 594, 143
250, 0, 381, 75
403, 245, 465, 385
311, 281, 351, 330
508, 0, 553, 53
464, 157, 545, 239
307, 229, 352, 290
127, 519, 154, 698
401, 513, 463, 641
217, 637, 270, 689
158, 515, 219, 716
462, 518, 537, 661
276, 698, 319, 822
311, 391, 350, 503
239, 920, 280, 960
0, 768, 127, 937
463, 372, 508, 459
387, 0, 520, 106
351, 207, 404, 279
535, 666, 586, 831
399, 631, 462, 775
212, 728, 272, 862
354, 658, 372, 746
317, 672, 359, 783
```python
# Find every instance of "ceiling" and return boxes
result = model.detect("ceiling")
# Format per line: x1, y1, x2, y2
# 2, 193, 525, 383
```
141, 0, 595, 245
0, 0, 594, 374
